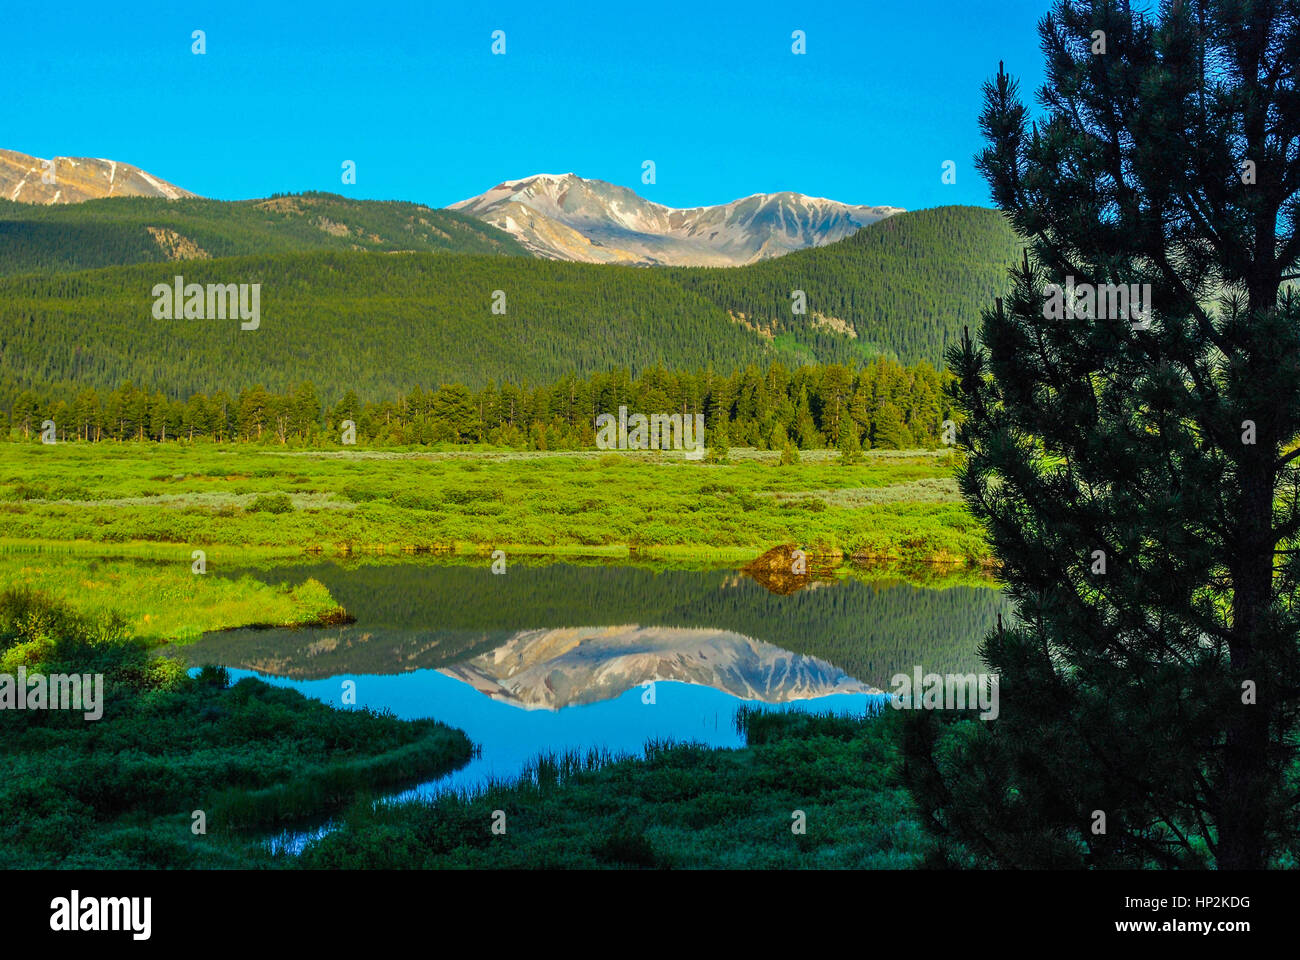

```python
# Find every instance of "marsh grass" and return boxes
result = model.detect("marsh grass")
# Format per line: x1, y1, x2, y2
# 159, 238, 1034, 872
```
0, 553, 345, 642
0, 589, 473, 868
0, 444, 987, 563
210, 726, 474, 830
296, 709, 932, 870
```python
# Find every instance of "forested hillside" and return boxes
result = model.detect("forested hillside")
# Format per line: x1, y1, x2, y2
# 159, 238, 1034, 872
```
0, 251, 778, 397
0, 204, 1020, 398
0, 192, 528, 275
664, 206, 1021, 364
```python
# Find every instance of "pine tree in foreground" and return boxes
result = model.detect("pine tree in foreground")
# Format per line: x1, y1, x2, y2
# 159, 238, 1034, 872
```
902, 0, 1300, 869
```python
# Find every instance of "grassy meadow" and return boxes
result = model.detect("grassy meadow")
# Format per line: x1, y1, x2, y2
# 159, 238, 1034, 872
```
0, 442, 985, 564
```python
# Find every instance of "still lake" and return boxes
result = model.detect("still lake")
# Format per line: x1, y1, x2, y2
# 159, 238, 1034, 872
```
182, 560, 1003, 799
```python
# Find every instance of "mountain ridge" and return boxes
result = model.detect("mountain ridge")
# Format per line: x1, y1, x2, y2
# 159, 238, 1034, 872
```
1, 150, 905, 269
0, 149, 197, 205
449, 172, 904, 266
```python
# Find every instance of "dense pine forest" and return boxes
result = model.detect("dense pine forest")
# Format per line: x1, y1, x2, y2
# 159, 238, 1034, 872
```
0, 249, 782, 395
0, 201, 1018, 399
665, 205, 1021, 364
1, 358, 951, 450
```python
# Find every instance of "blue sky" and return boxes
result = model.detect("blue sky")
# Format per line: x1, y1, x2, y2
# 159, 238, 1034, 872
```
2, 0, 1052, 211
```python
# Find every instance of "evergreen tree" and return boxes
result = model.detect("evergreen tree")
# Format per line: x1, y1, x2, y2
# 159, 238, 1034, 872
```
237, 386, 270, 441
433, 384, 477, 441
838, 420, 863, 465
871, 401, 911, 449
903, 0, 1300, 869
292, 381, 321, 439
12, 390, 39, 439
707, 419, 731, 464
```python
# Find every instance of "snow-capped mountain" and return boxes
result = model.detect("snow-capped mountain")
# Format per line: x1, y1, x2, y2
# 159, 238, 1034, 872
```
438, 624, 879, 710
448, 173, 903, 266
0, 149, 197, 204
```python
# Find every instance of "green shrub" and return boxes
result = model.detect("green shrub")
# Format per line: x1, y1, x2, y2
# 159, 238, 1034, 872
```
341, 482, 381, 503
591, 825, 659, 868
48, 484, 92, 500
443, 487, 502, 505
393, 491, 441, 511
247, 493, 294, 514
7, 482, 48, 500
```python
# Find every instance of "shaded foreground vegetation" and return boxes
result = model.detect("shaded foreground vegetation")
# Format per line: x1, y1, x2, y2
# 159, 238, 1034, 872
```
0, 589, 472, 868
299, 708, 932, 869
905, 0, 1300, 869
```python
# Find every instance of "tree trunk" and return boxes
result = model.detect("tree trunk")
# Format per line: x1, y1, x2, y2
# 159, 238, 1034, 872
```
1221, 280, 1280, 869
1220, 448, 1273, 869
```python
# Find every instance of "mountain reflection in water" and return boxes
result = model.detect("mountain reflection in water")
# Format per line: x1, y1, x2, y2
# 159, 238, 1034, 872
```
442, 624, 877, 708
182, 560, 1003, 798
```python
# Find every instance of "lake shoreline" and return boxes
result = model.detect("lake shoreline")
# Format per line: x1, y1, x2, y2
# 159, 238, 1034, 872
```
0, 534, 994, 567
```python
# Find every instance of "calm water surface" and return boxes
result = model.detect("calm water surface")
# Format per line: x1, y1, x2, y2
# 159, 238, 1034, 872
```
184, 560, 1003, 803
